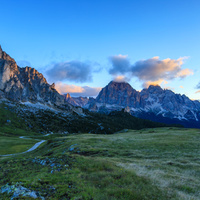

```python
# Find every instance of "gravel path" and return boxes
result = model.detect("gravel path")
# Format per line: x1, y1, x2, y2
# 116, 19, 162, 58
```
0, 138, 46, 157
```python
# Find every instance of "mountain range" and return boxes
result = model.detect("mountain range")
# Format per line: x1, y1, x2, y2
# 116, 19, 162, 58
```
66, 81, 200, 128
1, 45, 172, 135
0, 45, 85, 114
0, 45, 199, 128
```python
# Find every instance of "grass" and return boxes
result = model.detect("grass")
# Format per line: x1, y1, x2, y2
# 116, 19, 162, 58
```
0, 102, 41, 136
0, 127, 200, 199
0, 103, 27, 131
0, 136, 38, 155
0, 101, 177, 135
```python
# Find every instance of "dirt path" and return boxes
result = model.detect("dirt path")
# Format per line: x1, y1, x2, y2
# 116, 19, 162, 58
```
0, 137, 46, 157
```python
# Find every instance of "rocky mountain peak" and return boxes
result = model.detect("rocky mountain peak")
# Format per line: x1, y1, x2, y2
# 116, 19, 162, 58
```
0, 46, 16, 63
20, 66, 48, 85
0, 45, 2, 58
0, 46, 65, 106
64, 93, 88, 107
50, 83, 55, 89
108, 81, 133, 90
147, 85, 163, 93
65, 93, 71, 99
83, 81, 200, 127
96, 80, 140, 107
101, 81, 135, 94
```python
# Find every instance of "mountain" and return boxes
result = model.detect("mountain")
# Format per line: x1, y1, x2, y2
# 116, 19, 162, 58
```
140, 85, 200, 120
96, 81, 141, 107
0, 46, 74, 111
0, 46, 174, 134
64, 93, 89, 107
83, 81, 200, 128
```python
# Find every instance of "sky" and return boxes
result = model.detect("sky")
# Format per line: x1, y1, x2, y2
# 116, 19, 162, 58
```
1, 0, 200, 99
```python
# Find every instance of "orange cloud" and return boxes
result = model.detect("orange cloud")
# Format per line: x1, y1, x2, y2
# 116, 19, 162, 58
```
195, 90, 200, 94
109, 55, 193, 88
55, 82, 101, 97
144, 79, 168, 88
56, 82, 84, 93
177, 68, 193, 78
113, 75, 129, 83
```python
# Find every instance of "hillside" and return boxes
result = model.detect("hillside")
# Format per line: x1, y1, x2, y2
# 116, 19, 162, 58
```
0, 99, 176, 136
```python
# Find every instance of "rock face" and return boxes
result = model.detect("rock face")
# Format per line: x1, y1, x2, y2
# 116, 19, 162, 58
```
64, 93, 89, 107
0, 46, 65, 107
96, 81, 141, 107
84, 81, 200, 127
140, 85, 200, 120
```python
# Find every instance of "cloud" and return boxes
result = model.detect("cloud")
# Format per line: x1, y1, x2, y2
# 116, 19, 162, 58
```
195, 90, 200, 94
80, 86, 102, 97
194, 82, 200, 94
131, 57, 192, 85
109, 55, 193, 87
109, 55, 130, 75
55, 82, 101, 97
143, 79, 168, 88
113, 75, 130, 83
196, 81, 200, 89
46, 61, 93, 83
56, 83, 84, 93
177, 68, 193, 78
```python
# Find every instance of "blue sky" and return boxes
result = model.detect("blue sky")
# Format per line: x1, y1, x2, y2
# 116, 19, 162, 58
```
1, 0, 200, 98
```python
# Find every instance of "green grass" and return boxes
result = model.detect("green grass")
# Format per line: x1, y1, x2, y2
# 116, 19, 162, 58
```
0, 127, 200, 199
0, 103, 26, 130
0, 136, 38, 155
70, 128, 200, 199
0, 101, 177, 135
0, 103, 41, 136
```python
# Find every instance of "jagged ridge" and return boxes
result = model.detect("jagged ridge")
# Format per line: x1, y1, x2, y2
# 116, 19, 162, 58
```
67, 81, 200, 128
63, 93, 89, 107
0, 46, 66, 107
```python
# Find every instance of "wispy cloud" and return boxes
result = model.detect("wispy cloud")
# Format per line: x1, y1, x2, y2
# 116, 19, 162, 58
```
55, 82, 101, 97
46, 61, 93, 83
109, 55, 193, 87
195, 90, 200, 94
113, 75, 130, 83
196, 82, 200, 89
195, 82, 200, 94
109, 55, 130, 75
143, 80, 168, 88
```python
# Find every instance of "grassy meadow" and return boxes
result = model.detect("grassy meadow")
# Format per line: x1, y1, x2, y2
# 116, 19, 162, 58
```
0, 127, 199, 199
0, 135, 38, 155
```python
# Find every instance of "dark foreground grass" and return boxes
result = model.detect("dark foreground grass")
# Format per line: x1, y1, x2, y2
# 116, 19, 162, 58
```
0, 136, 37, 155
0, 155, 171, 200
0, 103, 41, 137
0, 127, 199, 199
0, 133, 176, 199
